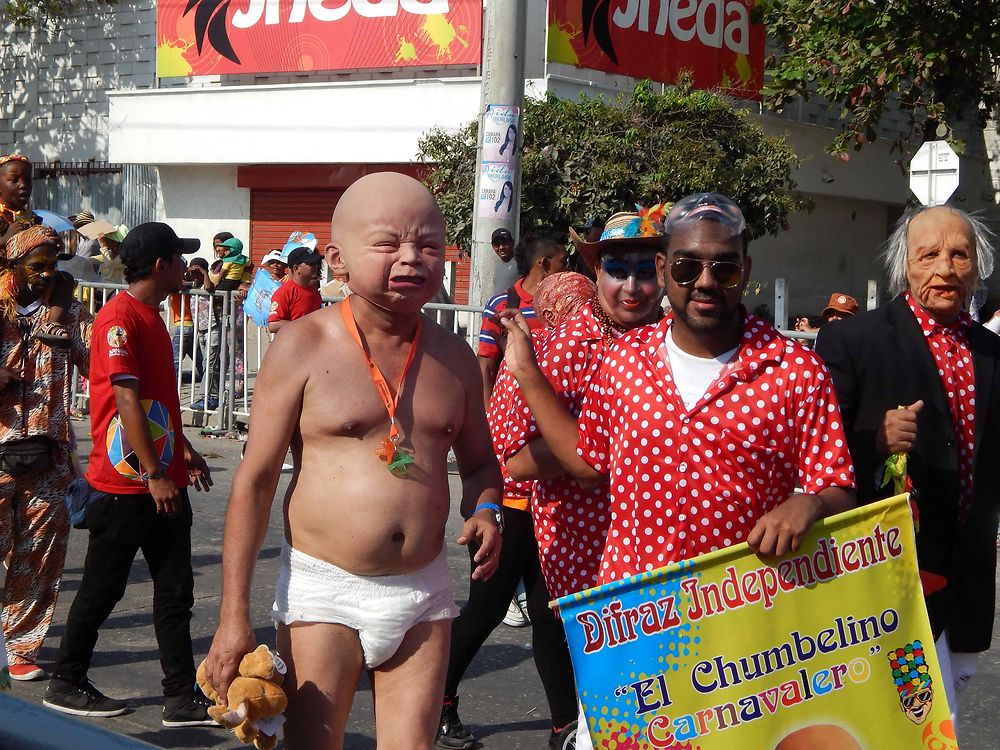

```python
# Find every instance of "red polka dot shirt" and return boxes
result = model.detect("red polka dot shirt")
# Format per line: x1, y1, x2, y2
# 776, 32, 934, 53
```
904, 292, 976, 520
488, 359, 535, 510
577, 313, 856, 585
500, 304, 621, 598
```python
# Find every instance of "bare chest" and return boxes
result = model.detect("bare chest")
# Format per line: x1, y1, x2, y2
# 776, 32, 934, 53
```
298, 343, 466, 444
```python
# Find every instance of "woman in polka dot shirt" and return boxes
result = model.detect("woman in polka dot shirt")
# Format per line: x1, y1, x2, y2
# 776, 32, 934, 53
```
500, 211, 671, 601
439, 272, 597, 750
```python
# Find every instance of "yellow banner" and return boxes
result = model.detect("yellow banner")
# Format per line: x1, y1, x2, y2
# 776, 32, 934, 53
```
556, 495, 956, 749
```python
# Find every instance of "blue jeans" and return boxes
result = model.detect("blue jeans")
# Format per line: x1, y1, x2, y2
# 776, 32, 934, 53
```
172, 325, 203, 381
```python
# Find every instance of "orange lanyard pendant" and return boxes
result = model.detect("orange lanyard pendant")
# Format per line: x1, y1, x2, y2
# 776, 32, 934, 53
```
341, 297, 422, 477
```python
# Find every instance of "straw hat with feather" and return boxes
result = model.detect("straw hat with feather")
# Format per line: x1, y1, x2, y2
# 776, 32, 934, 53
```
569, 203, 670, 272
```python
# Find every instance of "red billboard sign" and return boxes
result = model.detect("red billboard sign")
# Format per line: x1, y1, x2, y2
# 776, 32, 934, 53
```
546, 0, 764, 101
156, 0, 482, 78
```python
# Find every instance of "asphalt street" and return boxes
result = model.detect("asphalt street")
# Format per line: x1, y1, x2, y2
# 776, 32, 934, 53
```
5, 423, 999, 749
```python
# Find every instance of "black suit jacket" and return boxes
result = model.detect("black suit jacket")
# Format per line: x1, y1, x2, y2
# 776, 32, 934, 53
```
816, 295, 1000, 652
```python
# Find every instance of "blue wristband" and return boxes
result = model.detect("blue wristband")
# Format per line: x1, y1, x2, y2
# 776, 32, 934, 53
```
475, 502, 501, 514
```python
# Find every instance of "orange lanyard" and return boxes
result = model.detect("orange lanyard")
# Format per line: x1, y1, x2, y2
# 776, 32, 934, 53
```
340, 297, 423, 474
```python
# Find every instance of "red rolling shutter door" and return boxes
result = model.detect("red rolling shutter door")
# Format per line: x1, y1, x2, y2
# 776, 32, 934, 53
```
248, 189, 343, 267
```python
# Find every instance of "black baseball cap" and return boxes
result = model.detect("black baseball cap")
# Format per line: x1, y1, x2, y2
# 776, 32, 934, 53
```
491, 228, 513, 244
287, 246, 322, 267
119, 222, 199, 269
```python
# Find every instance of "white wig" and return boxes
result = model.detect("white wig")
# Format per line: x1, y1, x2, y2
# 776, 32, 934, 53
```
882, 205, 996, 296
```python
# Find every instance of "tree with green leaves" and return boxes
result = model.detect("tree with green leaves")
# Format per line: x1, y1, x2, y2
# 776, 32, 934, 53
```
418, 80, 807, 253
3, 1, 115, 28
756, 0, 1000, 155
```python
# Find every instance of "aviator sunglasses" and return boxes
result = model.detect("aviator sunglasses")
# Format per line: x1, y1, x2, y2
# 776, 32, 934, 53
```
669, 258, 744, 289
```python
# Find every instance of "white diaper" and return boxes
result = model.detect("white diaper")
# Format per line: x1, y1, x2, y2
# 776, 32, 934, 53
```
272, 542, 459, 668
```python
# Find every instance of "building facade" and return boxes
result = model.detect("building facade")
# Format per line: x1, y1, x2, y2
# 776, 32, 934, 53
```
5, 0, 996, 318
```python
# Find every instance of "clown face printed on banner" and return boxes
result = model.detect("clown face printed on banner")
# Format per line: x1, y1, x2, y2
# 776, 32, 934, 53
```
888, 640, 934, 725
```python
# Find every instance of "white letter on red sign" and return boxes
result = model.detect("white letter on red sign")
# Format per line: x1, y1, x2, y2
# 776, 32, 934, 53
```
665, 0, 697, 40
353, 0, 398, 17
696, 0, 723, 48
400, 0, 450, 12
724, 1, 750, 54
612, 0, 640, 30
299, 0, 351, 22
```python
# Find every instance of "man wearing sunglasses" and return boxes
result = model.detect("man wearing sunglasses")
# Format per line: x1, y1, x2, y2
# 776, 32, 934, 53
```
535, 193, 856, 583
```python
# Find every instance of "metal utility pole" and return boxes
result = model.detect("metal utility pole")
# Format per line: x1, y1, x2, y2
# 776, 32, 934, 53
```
468, 0, 527, 309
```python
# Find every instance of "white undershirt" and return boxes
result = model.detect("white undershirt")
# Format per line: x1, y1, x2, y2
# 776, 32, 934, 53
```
664, 328, 738, 410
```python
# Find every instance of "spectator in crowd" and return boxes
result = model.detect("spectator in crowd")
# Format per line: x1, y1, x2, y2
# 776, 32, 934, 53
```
169, 259, 206, 383
0, 226, 91, 681
578, 216, 606, 243
261, 250, 288, 283
795, 292, 858, 334
208, 237, 253, 296
0, 153, 75, 345
0, 154, 42, 248
490, 227, 520, 291
816, 205, 1000, 725
185, 258, 220, 410
44, 222, 215, 726
68, 210, 98, 259
198, 232, 251, 408
244, 250, 288, 331
95, 224, 129, 287
58, 212, 100, 291
267, 246, 323, 334
477, 233, 568, 405
438, 271, 596, 750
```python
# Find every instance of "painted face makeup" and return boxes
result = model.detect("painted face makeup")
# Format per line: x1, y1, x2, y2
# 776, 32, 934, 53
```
17, 245, 58, 294
600, 256, 658, 282
596, 250, 663, 328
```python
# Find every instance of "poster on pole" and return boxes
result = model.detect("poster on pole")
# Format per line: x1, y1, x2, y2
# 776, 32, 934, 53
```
556, 495, 956, 749
482, 105, 520, 165
477, 163, 515, 220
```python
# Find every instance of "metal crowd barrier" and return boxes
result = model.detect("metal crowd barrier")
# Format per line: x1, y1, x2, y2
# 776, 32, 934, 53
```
72, 282, 484, 433
70, 281, 819, 434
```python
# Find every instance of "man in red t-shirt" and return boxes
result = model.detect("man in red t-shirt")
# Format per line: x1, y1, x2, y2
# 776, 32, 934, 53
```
267, 246, 323, 334
45, 222, 216, 727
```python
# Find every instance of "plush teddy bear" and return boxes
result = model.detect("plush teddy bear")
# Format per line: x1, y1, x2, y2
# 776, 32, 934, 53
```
197, 645, 288, 750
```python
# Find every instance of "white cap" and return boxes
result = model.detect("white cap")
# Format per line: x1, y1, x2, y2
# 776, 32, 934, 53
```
262, 250, 286, 266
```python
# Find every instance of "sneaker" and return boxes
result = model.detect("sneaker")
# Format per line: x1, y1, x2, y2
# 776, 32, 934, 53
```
9, 662, 46, 681
549, 720, 578, 750
436, 697, 476, 749
43, 678, 128, 718
162, 689, 218, 728
502, 595, 530, 628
